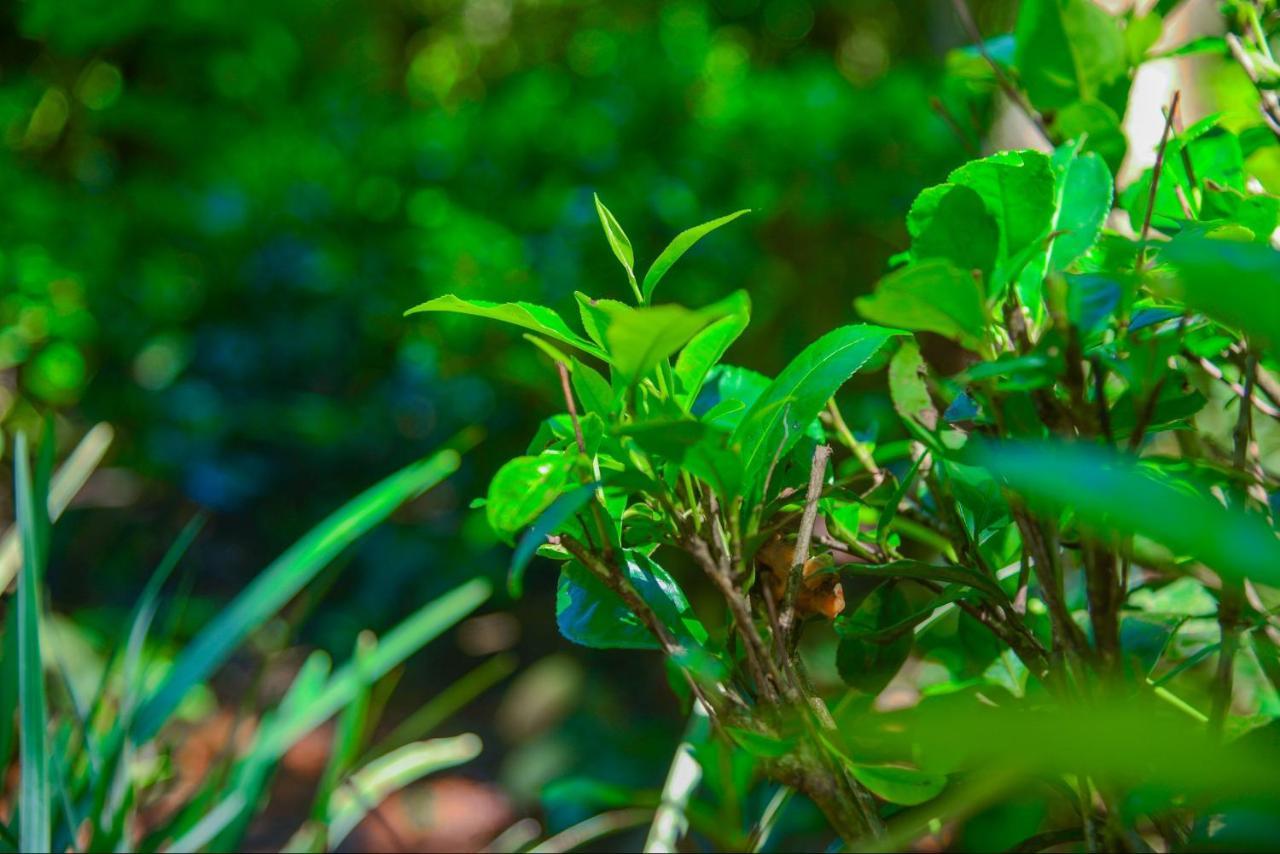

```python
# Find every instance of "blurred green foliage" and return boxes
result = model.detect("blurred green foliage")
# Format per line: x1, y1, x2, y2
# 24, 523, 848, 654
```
1, 0, 993, 520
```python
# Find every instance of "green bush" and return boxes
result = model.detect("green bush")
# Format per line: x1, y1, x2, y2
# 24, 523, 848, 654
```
418, 1, 1280, 849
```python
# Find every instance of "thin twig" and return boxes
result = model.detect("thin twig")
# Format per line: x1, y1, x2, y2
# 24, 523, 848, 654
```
556, 361, 614, 559
948, 0, 1054, 146
929, 95, 978, 155
1227, 33, 1280, 140
778, 445, 831, 640
1137, 91, 1181, 270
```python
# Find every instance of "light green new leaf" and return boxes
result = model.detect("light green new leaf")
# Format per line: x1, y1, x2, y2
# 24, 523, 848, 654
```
132, 448, 463, 741
406, 295, 605, 359
971, 440, 1280, 588
326, 736, 482, 849
577, 291, 747, 387
1158, 233, 1280, 351
617, 419, 744, 497
908, 184, 998, 287
571, 357, 615, 418
733, 324, 902, 494
948, 150, 1057, 292
855, 260, 987, 351
1014, 0, 1128, 111
486, 454, 575, 542
594, 194, 636, 287
674, 291, 751, 405
14, 434, 50, 854
642, 209, 750, 302
1049, 149, 1113, 272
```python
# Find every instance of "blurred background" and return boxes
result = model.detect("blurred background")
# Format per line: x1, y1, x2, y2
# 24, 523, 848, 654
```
0, 0, 1228, 848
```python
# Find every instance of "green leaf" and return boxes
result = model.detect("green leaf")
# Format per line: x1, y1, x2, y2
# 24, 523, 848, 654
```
617, 419, 743, 497
266, 580, 490, 757
1049, 149, 1113, 272
174, 580, 489, 850
693, 365, 771, 432
556, 551, 706, 650
837, 559, 1005, 603
888, 338, 937, 433
855, 260, 987, 351
486, 454, 575, 541
132, 448, 463, 741
570, 357, 615, 418
835, 582, 912, 694
1055, 100, 1127, 173
325, 736, 482, 849
948, 150, 1057, 292
406, 295, 605, 359
594, 193, 636, 288
909, 184, 999, 286
733, 325, 900, 495
849, 764, 947, 806
642, 209, 750, 302
1014, 0, 1128, 111
970, 440, 1280, 588
576, 291, 747, 387
674, 292, 751, 406
509, 483, 597, 597
14, 434, 50, 854
1158, 232, 1280, 351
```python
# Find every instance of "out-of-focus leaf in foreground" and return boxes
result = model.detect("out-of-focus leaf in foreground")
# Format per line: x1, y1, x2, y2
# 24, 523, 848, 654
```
968, 440, 1280, 587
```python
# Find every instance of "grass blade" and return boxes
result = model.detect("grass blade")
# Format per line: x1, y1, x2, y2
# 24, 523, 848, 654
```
0, 424, 113, 593
644, 702, 709, 853
132, 449, 462, 741
325, 735, 482, 848
15, 432, 51, 853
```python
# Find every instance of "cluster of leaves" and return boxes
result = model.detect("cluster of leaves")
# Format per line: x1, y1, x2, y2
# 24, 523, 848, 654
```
0, 429, 494, 852
415, 1, 1280, 849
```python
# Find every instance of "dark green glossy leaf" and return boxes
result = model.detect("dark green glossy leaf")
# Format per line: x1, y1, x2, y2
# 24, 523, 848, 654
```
837, 559, 1004, 603
836, 582, 913, 694
556, 551, 707, 650
850, 764, 947, 806
509, 483, 598, 598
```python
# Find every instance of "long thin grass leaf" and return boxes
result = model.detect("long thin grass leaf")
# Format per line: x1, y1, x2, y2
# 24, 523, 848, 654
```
362, 652, 515, 763
132, 449, 461, 741
0, 424, 113, 593
190, 579, 489, 847
325, 734, 482, 848
15, 432, 51, 853
644, 702, 709, 853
